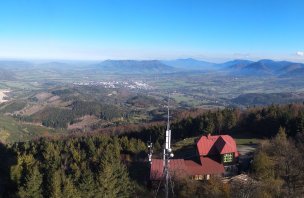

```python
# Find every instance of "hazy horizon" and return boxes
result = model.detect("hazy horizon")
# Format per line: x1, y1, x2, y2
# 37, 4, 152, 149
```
1, 57, 304, 65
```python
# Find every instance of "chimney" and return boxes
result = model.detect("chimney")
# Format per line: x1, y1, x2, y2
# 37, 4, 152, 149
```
207, 133, 211, 139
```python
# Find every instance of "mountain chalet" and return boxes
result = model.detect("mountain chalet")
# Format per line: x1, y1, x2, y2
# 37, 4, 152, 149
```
150, 134, 239, 181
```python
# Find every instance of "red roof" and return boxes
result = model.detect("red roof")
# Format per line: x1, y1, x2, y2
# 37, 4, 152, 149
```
185, 158, 224, 175
150, 159, 188, 180
150, 157, 224, 180
196, 134, 239, 157
199, 157, 225, 174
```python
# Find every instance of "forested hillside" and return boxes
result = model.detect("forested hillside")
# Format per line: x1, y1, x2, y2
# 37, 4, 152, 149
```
1, 103, 304, 197
112, 103, 304, 147
0, 135, 146, 197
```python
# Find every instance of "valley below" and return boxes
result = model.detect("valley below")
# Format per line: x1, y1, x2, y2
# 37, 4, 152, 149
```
1, 59, 304, 143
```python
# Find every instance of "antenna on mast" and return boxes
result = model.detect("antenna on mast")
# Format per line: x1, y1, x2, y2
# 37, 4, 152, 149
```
165, 94, 172, 152
167, 93, 170, 131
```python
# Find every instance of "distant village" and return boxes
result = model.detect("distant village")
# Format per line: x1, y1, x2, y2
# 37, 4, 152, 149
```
73, 80, 153, 90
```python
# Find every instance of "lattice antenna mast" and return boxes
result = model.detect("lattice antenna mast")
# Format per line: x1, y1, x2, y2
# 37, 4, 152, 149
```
155, 95, 174, 198
147, 135, 153, 164
163, 94, 174, 198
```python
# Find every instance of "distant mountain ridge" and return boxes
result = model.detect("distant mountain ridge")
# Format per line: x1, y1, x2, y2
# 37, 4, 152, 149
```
225, 59, 304, 76
0, 58, 304, 77
217, 59, 254, 69
0, 61, 32, 69
161, 58, 304, 77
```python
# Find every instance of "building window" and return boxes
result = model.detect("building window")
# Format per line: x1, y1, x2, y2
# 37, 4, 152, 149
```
223, 153, 233, 163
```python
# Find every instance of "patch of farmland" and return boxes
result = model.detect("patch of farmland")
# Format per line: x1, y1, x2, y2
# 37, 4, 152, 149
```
68, 115, 100, 130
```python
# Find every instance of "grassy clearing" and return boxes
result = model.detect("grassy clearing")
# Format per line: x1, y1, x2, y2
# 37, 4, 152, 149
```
171, 93, 201, 106
171, 94, 191, 103
0, 115, 65, 143
172, 136, 199, 151
235, 138, 260, 145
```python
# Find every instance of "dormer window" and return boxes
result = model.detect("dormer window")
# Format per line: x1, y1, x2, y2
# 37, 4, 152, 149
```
223, 153, 233, 163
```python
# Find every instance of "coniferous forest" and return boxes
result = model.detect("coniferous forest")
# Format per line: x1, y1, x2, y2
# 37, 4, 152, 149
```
0, 103, 304, 197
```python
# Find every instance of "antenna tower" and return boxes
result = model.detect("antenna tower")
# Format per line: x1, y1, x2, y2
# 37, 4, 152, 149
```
163, 94, 174, 198
154, 94, 175, 198
147, 135, 153, 164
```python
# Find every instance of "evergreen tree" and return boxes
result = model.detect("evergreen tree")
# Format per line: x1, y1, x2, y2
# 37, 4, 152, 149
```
78, 169, 97, 198
205, 119, 214, 134
296, 111, 304, 134
97, 144, 133, 198
215, 110, 223, 134
61, 175, 80, 198
276, 127, 288, 142
47, 170, 62, 198
18, 165, 43, 198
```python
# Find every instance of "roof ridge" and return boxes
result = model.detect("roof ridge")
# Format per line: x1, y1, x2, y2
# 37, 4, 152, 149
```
220, 136, 235, 150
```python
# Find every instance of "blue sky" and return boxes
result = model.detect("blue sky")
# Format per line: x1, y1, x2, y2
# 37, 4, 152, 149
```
0, 0, 304, 62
